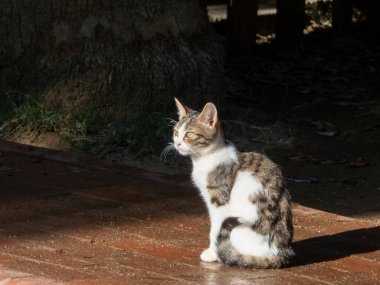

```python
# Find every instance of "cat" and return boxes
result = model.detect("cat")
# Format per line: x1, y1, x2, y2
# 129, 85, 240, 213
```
171, 98, 294, 268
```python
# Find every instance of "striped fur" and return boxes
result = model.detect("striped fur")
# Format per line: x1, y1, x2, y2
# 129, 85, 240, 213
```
172, 99, 294, 268
217, 218, 293, 268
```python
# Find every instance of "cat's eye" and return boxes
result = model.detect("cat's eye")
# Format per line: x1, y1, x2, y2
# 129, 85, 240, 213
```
185, 132, 194, 138
173, 130, 178, 137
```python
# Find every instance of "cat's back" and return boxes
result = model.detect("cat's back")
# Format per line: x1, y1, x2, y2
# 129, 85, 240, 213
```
239, 151, 285, 192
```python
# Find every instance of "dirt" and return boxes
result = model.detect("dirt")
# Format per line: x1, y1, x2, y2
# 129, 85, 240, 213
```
6, 130, 71, 151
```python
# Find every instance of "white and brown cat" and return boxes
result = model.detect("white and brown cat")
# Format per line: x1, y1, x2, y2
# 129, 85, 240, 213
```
171, 98, 294, 268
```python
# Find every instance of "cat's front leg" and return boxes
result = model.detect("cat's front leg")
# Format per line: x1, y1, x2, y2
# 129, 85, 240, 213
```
200, 207, 223, 262
200, 227, 218, 262
200, 247, 218, 262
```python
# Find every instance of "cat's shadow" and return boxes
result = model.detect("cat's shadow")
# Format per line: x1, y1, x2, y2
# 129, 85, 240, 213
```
291, 226, 380, 267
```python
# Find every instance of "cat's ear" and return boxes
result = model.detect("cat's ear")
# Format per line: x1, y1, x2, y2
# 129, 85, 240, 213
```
174, 97, 188, 119
198, 102, 218, 128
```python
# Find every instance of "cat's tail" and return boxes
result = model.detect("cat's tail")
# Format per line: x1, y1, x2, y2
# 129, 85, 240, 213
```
216, 217, 294, 269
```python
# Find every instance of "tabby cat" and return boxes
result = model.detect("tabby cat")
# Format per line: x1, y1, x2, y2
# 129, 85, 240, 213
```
171, 98, 294, 268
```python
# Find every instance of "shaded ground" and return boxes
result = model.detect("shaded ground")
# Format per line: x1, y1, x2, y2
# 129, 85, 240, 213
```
218, 28, 380, 221
0, 141, 379, 284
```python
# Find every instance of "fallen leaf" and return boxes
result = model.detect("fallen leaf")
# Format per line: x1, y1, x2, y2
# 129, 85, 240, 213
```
342, 179, 357, 186
317, 131, 336, 137
286, 177, 319, 183
321, 159, 347, 165
325, 76, 349, 82
0, 166, 14, 172
289, 153, 318, 163
348, 158, 373, 168
311, 120, 334, 130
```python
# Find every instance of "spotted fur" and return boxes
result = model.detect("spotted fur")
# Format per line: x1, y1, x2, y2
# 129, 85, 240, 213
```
207, 159, 239, 207
172, 98, 294, 268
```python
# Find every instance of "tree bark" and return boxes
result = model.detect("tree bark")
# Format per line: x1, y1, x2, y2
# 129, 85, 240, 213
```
275, 0, 305, 45
367, 0, 380, 33
332, 0, 353, 35
0, 0, 224, 116
227, 0, 258, 52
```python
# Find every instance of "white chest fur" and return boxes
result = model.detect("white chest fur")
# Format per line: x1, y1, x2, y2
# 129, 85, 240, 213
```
191, 144, 238, 202
192, 145, 264, 226
229, 171, 263, 224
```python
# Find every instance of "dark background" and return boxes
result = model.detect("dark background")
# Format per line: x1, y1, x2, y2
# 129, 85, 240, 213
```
0, 0, 379, 220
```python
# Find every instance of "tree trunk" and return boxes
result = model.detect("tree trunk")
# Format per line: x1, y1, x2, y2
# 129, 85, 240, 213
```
332, 0, 353, 35
0, 0, 224, 117
367, 0, 380, 33
227, 0, 258, 52
275, 0, 305, 45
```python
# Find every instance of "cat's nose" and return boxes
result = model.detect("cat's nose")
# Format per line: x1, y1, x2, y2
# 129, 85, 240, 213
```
175, 142, 181, 148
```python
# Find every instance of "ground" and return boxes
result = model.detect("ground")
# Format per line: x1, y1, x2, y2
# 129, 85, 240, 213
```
220, 29, 380, 221
1, 3, 379, 284
0, 140, 379, 284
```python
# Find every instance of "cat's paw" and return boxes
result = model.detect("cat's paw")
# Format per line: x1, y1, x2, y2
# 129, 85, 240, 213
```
200, 248, 218, 262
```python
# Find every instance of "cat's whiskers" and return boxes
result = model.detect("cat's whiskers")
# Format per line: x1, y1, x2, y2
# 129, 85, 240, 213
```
164, 118, 178, 127
162, 144, 174, 156
160, 143, 175, 162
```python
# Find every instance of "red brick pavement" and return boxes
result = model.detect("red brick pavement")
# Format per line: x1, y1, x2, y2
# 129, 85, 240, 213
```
0, 140, 379, 284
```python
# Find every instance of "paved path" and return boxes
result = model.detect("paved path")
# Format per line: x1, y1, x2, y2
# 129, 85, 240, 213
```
0, 140, 379, 284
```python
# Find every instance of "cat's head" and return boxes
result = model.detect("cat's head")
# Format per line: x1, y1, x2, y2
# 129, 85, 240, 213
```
172, 98, 222, 157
